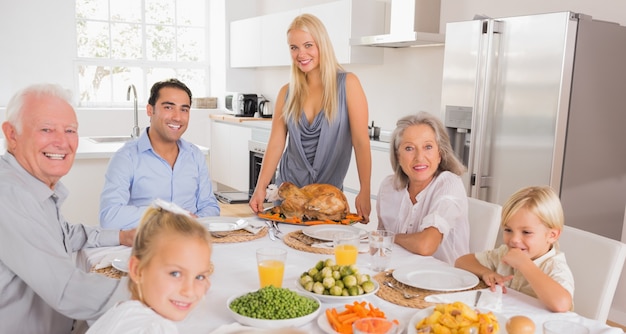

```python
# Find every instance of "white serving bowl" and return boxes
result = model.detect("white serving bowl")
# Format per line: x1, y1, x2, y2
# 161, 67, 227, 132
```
226, 290, 321, 329
294, 278, 379, 303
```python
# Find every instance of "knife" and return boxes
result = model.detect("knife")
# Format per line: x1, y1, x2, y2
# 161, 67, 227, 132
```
265, 221, 277, 241
474, 290, 482, 307
310, 242, 334, 248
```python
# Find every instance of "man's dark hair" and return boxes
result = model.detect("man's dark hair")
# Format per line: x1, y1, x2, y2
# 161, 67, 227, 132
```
147, 78, 192, 107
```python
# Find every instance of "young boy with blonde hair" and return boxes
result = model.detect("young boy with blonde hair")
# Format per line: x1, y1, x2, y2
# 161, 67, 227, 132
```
455, 186, 574, 312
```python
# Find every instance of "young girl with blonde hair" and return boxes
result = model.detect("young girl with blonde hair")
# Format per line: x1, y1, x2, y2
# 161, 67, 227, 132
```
88, 199, 213, 333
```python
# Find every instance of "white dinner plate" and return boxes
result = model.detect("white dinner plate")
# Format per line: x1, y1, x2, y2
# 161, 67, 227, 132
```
111, 258, 129, 273
317, 303, 401, 334
196, 217, 249, 232
302, 225, 367, 241
407, 306, 507, 334
393, 264, 479, 291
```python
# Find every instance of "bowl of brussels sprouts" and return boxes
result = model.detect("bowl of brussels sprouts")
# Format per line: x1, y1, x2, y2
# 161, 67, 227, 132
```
294, 258, 380, 303
227, 286, 321, 328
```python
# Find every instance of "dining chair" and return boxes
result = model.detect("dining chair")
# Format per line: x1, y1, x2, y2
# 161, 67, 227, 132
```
467, 197, 502, 253
558, 225, 626, 323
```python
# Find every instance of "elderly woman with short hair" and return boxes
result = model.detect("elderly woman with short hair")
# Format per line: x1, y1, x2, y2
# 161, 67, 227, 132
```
377, 111, 469, 264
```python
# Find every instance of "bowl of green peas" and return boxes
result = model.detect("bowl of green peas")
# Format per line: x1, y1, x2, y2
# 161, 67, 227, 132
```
227, 286, 321, 329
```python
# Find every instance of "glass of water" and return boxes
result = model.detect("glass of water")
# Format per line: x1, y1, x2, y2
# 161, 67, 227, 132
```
368, 230, 395, 272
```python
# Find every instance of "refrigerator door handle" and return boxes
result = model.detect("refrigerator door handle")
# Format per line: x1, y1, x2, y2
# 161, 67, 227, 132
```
471, 174, 494, 188
470, 19, 500, 199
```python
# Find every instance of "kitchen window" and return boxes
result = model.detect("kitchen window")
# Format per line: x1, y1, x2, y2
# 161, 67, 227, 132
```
75, 0, 208, 107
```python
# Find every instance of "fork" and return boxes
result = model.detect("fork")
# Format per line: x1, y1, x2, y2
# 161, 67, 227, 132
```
384, 281, 419, 299
271, 221, 282, 235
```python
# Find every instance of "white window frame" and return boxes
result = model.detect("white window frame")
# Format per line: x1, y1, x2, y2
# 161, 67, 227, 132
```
74, 0, 209, 108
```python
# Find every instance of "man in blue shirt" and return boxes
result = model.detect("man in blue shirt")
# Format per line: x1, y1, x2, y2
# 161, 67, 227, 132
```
99, 79, 220, 229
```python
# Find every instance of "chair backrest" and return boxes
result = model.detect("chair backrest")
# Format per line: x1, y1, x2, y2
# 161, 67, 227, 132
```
467, 197, 502, 253
558, 225, 626, 323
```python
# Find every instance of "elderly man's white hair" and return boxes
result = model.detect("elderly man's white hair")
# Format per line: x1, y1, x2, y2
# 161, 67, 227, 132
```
5, 83, 73, 134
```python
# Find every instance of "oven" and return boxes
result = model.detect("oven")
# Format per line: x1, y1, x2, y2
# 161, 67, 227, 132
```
248, 140, 275, 198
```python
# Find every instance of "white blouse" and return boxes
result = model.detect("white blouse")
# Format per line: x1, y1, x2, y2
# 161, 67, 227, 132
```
86, 300, 179, 334
377, 171, 470, 264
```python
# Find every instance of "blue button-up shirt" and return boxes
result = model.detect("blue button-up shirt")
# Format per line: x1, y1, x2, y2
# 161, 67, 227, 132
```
99, 128, 220, 229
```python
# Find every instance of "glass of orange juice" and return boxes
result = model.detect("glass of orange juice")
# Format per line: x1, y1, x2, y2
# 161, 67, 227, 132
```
353, 317, 398, 334
256, 247, 287, 288
333, 232, 360, 265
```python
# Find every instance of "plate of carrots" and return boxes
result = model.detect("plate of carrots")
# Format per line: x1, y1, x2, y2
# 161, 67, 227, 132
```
258, 209, 363, 226
318, 301, 400, 334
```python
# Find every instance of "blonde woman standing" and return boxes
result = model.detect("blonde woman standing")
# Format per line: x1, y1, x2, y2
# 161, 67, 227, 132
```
249, 13, 372, 222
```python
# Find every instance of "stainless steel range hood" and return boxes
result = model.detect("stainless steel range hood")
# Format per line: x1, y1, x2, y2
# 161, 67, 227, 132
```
351, 0, 444, 48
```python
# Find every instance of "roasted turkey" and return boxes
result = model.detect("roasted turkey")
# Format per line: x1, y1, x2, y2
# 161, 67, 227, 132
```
268, 182, 349, 221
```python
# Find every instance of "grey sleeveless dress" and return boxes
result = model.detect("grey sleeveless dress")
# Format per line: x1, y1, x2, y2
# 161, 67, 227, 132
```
276, 72, 352, 189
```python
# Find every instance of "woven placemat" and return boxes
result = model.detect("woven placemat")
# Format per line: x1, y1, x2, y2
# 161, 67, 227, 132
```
373, 270, 487, 309
283, 230, 334, 255
91, 266, 126, 279
211, 227, 268, 243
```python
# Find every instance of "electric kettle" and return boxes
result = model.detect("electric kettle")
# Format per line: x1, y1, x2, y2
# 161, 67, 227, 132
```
259, 96, 272, 118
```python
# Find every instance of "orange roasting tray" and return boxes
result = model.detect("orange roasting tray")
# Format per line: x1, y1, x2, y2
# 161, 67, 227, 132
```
258, 209, 363, 226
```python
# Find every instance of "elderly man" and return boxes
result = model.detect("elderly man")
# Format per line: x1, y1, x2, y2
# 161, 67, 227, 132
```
0, 84, 135, 333
99, 78, 220, 229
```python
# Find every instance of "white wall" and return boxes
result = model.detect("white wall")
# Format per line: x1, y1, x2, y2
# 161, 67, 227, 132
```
0, 1, 76, 104
440, 0, 626, 27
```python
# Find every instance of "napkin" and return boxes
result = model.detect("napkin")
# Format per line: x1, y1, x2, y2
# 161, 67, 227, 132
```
424, 285, 503, 311
93, 248, 132, 270
199, 217, 262, 233
243, 221, 265, 235
209, 323, 306, 334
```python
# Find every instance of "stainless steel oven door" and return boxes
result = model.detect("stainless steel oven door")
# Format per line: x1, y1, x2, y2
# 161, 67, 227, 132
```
248, 140, 275, 199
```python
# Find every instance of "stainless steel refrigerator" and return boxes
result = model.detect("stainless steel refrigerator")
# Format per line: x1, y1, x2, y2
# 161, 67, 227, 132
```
441, 11, 626, 241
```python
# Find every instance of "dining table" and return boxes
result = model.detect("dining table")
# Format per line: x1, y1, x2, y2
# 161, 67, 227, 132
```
79, 215, 625, 334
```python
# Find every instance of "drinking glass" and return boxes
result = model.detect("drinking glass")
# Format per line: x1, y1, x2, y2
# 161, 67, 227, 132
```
543, 320, 589, 334
353, 317, 398, 334
368, 230, 395, 272
256, 247, 287, 288
333, 232, 359, 265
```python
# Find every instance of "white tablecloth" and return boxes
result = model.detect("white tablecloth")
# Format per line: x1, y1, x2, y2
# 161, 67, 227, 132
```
79, 216, 624, 334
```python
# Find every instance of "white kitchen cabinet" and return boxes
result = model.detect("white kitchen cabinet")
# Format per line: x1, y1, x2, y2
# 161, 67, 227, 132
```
210, 121, 251, 191
260, 9, 298, 67
62, 159, 110, 226
343, 190, 378, 231
343, 146, 393, 196
229, 0, 383, 68
230, 16, 262, 68
303, 0, 384, 65
343, 144, 390, 230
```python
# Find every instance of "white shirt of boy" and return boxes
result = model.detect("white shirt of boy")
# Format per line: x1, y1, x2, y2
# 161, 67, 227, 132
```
475, 244, 575, 300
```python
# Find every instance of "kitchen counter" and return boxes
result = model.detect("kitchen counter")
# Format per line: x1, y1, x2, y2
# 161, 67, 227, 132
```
209, 113, 272, 123
208, 113, 391, 151
78, 137, 209, 159
0, 138, 209, 160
